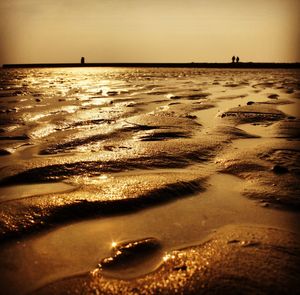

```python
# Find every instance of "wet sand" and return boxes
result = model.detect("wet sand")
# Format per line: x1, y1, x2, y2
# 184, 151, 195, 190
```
0, 67, 299, 294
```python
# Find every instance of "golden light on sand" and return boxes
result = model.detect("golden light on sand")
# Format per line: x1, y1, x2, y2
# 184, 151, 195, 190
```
0, 52, 299, 294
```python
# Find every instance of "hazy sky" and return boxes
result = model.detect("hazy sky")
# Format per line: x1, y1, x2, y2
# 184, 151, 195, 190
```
0, 0, 299, 64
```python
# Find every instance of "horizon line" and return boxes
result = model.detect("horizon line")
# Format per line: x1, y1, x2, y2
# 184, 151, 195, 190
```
2, 62, 300, 69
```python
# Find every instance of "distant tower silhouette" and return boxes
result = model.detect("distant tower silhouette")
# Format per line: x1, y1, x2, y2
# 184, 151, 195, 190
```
81, 57, 85, 64
236, 56, 240, 63
232, 56, 236, 63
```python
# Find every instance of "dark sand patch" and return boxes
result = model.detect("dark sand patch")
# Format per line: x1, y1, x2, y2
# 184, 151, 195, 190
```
268, 93, 279, 99
68, 118, 115, 128
215, 94, 248, 100
213, 125, 259, 139
124, 113, 201, 129
252, 82, 276, 89
255, 99, 294, 106
223, 83, 241, 88
166, 92, 211, 100
221, 104, 285, 124
0, 148, 11, 156
135, 130, 191, 141
32, 225, 300, 295
0, 134, 30, 141
168, 102, 215, 112
39, 131, 117, 155
184, 93, 211, 100
272, 119, 300, 139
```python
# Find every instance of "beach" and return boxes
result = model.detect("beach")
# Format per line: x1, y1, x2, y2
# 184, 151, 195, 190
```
0, 67, 299, 294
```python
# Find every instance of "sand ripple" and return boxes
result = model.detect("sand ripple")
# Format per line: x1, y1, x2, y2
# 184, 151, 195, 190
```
0, 67, 299, 294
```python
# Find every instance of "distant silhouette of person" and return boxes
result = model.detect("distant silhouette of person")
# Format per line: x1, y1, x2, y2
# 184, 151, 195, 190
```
232, 56, 236, 63
81, 57, 85, 64
236, 56, 240, 63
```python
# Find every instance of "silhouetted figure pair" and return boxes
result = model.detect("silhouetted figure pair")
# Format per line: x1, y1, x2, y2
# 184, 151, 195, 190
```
232, 56, 240, 63
81, 57, 85, 64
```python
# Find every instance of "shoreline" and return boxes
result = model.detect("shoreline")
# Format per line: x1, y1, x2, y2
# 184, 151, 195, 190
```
2, 62, 300, 69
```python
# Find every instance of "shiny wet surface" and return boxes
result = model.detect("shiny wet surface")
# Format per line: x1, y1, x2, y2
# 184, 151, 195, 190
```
0, 68, 299, 294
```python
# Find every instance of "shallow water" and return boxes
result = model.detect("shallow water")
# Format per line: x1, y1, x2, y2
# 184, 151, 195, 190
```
0, 67, 299, 294
0, 173, 298, 294
0, 182, 76, 202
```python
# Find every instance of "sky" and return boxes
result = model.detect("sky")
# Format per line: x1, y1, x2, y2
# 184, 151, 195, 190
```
0, 0, 299, 64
